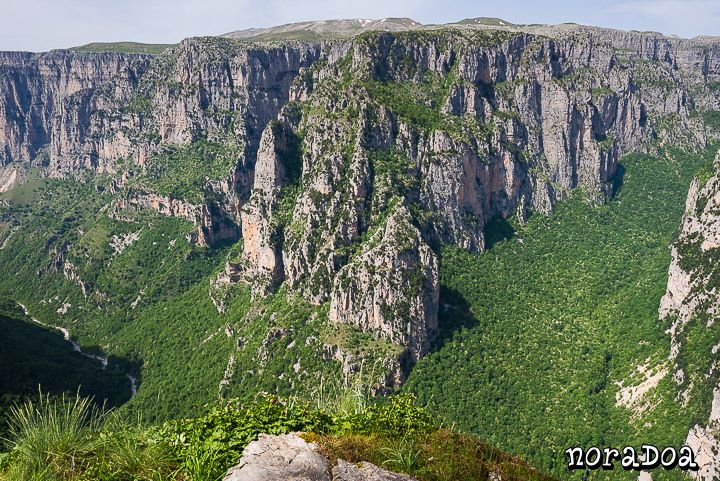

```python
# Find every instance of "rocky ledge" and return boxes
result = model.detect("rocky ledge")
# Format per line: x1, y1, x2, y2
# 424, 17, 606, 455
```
223, 433, 415, 481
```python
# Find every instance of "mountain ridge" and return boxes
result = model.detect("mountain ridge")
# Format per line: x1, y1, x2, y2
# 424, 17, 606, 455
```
39, 17, 720, 55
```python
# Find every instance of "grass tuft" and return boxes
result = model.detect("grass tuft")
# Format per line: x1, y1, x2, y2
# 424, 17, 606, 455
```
3, 392, 104, 481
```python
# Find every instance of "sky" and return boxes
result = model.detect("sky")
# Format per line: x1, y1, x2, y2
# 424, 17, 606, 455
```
2, 0, 720, 52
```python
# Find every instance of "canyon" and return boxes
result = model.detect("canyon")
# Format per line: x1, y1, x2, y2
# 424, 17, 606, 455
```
2, 17, 720, 478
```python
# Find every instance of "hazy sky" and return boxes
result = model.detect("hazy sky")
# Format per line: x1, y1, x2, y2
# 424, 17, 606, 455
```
2, 0, 719, 52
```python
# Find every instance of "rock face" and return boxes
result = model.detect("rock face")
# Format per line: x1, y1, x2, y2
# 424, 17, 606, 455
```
223, 433, 330, 481
659, 152, 720, 481
223, 433, 415, 481
115, 189, 240, 246
329, 203, 439, 362
687, 390, 720, 481
332, 459, 416, 481
0, 50, 152, 167
3, 23, 720, 368
0, 164, 24, 192
238, 119, 301, 294
0, 39, 320, 246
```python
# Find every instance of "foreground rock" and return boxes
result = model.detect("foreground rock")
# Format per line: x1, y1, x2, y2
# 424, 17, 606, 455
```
223, 433, 415, 481
332, 459, 415, 481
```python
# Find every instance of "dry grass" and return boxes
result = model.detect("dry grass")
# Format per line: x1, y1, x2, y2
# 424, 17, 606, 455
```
305, 429, 557, 481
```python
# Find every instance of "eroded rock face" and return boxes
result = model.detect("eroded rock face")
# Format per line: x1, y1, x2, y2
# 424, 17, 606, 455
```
115, 190, 239, 247
0, 41, 320, 174
685, 387, 720, 480
660, 156, 720, 362
237, 119, 300, 294
223, 433, 330, 481
329, 203, 439, 362
659, 152, 720, 481
223, 433, 416, 481
0, 50, 152, 167
0, 164, 24, 192
0, 39, 319, 246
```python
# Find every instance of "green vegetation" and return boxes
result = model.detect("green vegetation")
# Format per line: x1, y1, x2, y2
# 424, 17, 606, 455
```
139, 140, 243, 203
70, 42, 174, 55
0, 175, 376, 424
3, 27, 719, 481
591, 86, 614, 99
702, 110, 720, 132
0, 393, 552, 481
1, 393, 171, 481
407, 145, 719, 478
0, 301, 130, 442
363, 76, 493, 145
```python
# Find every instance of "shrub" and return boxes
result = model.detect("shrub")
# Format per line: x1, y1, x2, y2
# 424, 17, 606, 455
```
333, 393, 435, 436
3, 393, 104, 481
158, 394, 333, 481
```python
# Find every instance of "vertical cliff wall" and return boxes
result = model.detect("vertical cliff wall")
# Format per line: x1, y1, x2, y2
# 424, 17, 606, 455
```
659, 151, 720, 481
2, 26, 720, 367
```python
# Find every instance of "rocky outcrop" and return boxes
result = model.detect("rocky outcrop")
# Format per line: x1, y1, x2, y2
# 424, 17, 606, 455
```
0, 40, 320, 174
659, 152, 720, 481
115, 190, 239, 246
230, 27, 714, 365
329, 204, 439, 362
333, 460, 416, 481
0, 164, 24, 192
660, 155, 720, 362
223, 433, 415, 481
237, 119, 300, 294
0, 50, 152, 167
1, 39, 320, 246
686, 388, 720, 481
223, 433, 330, 481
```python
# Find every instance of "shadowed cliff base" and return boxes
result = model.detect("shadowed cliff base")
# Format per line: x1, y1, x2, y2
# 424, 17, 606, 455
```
0, 299, 140, 438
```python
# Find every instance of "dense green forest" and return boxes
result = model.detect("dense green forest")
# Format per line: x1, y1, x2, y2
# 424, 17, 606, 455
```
406, 145, 718, 477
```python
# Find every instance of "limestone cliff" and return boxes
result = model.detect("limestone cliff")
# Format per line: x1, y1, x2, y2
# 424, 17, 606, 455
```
3, 23, 720, 372
328, 203, 439, 362
659, 152, 720, 481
